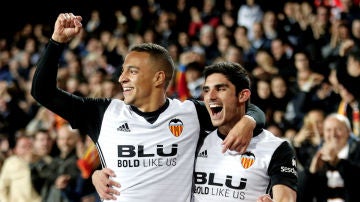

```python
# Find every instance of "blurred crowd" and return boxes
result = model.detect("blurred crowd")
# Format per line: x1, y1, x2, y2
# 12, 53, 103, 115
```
0, 0, 360, 201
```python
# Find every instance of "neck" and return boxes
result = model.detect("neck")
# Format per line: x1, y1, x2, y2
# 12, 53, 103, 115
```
218, 117, 242, 136
218, 108, 245, 136
218, 126, 232, 136
138, 92, 167, 112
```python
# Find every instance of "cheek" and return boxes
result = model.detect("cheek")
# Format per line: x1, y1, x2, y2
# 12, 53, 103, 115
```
223, 97, 239, 111
138, 74, 153, 85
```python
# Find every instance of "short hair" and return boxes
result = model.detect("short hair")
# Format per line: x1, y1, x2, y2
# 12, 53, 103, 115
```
325, 113, 352, 132
203, 62, 250, 95
130, 43, 175, 88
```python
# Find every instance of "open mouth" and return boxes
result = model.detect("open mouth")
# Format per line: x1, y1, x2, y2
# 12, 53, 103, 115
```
210, 104, 223, 115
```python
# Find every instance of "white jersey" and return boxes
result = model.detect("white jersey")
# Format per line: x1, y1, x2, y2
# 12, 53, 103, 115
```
98, 99, 200, 202
194, 129, 297, 202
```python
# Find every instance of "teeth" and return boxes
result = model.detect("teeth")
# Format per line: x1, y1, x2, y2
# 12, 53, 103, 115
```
209, 104, 221, 108
123, 87, 133, 91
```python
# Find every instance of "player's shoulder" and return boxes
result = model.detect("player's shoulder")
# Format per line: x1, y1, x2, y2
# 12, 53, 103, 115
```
168, 97, 198, 107
253, 129, 291, 150
106, 98, 128, 112
258, 129, 286, 142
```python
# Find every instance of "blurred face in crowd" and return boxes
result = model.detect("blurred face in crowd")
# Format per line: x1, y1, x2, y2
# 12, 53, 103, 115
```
294, 52, 310, 71
178, 32, 190, 48
323, 115, 350, 149
200, 25, 215, 46
33, 130, 53, 157
130, 5, 142, 20
352, 19, 360, 39
56, 125, 79, 157
225, 46, 243, 64
262, 11, 276, 29
304, 109, 325, 137
271, 76, 287, 99
346, 55, 360, 77
14, 136, 33, 157
257, 80, 271, 100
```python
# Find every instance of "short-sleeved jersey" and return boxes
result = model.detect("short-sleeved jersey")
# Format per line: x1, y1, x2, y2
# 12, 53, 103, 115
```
97, 99, 200, 201
194, 129, 297, 202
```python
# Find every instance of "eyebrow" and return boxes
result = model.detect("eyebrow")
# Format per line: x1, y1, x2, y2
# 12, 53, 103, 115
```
203, 83, 229, 90
121, 65, 140, 73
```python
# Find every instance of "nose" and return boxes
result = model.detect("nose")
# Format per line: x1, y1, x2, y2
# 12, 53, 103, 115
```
119, 71, 127, 84
206, 89, 217, 101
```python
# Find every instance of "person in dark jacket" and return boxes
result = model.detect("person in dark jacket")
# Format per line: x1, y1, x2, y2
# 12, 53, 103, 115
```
298, 113, 360, 202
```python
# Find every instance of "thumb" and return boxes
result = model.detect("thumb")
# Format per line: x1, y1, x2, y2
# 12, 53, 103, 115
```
74, 26, 82, 35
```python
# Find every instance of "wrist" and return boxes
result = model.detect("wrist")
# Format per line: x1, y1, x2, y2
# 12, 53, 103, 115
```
50, 38, 63, 45
51, 33, 68, 44
243, 115, 256, 127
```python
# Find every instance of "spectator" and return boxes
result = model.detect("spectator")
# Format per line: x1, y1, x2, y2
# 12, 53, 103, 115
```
40, 124, 82, 202
252, 49, 278, 80
0, 133, 41, 202
200, 0, 221, 28
299, 113, 360, 202
350, 19, 360, 44
184, 61, 204, 100
262, 10, 283, 41
198, 24, 220, 65
30, 129, 56, 197
237, 0, 264, 40
233, 25, 256, 68
292, 109, 325, 171
0, 81, 31, 148
334, 46, 360, 136
270, 38, 296, 80
278, 1, 302, 47
251, 78, 273, 123
269, 75, 293, 132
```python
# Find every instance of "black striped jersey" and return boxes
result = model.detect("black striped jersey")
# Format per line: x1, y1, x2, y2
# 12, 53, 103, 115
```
193, 129, 298, 202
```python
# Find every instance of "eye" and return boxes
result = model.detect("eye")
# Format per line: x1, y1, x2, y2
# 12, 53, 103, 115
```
130, 69, 138, 74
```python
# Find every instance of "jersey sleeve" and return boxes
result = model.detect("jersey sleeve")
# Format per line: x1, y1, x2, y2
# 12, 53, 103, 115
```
268, 141, 298, 192
246, 103, 265, 133
191, 99, 215, 134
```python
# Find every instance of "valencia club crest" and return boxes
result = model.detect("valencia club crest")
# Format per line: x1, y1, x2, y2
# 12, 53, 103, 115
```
241, 151, 255, 169
168, 118, 184, 137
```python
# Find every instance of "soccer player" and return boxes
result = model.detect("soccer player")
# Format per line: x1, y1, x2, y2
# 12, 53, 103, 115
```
31, 13, 265, 202
193, 62, 297, 202
91, 62, 298, 201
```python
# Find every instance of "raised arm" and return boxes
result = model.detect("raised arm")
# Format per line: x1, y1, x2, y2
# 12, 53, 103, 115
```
31, 13, 83, 116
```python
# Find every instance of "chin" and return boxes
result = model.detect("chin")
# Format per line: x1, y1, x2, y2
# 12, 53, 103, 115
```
123, 98, 133, 105
211, 120, 222, 127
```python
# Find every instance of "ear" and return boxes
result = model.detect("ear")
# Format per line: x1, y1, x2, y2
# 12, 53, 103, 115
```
238, 89, 251, 103
153, 71, 166, 87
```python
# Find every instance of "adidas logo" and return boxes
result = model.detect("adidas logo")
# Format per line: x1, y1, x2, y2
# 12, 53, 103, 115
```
117, 123, 131, 132
198, 150, 208, 158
